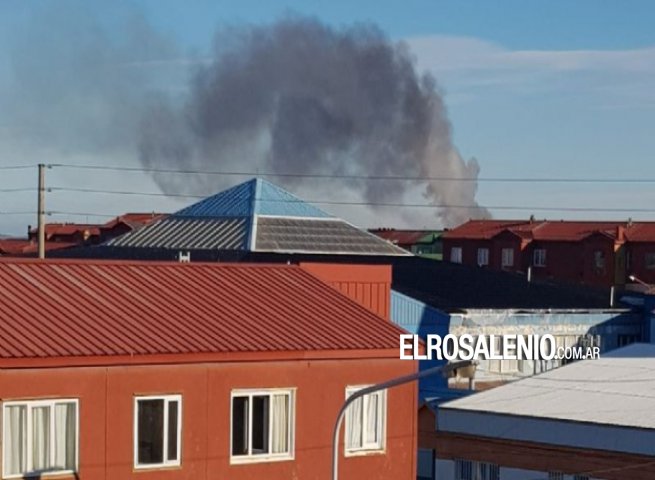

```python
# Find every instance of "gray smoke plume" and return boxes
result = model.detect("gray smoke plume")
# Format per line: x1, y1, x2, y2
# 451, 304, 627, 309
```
139, 16, 490, 226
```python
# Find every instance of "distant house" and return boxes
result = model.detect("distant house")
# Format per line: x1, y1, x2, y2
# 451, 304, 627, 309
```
422, 343, 655, 480
0, 213, 164, 257
98, 212, 167, 242
443, 218, 655, 288
369, 229, 443, 258
0, 258, 416, 479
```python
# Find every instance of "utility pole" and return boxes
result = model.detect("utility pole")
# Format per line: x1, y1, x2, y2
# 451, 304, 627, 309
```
37, 163, 45, 259
331, 359, 474, 480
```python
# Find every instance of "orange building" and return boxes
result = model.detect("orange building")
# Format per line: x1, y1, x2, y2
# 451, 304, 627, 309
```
0, 259, 416, 480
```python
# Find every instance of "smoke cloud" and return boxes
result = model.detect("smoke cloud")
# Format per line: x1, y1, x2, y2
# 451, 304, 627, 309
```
0, 5, 488, 231
139, 16, 490, 226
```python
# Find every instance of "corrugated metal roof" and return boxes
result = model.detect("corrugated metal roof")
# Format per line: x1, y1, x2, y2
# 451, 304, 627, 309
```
102, 213, 167, 230
255, 179, 331, 218
172, 178, 331, 219
440, 343, 655, 429
0, 259, 405, 363
107, 217, 248, 250
174, 180, 257, 218
105, 178, 408, 256
0, 239, 79, 256
254, 217, 411, 255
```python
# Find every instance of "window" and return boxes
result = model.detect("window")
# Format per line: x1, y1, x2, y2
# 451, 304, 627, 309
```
573, 476, 589, 480
533, 248, 547, 267
548, 473, 564, 480
501, 248, 514, 267
477, 248, 489, 266
231, 389, 294, 463
594, 250, 606, 270
345, 387, 386, 454
134, 395, 181, 469
646, 252, 655, 269
454, 459, 499, 480
3, 399, 78, 478
450, 247, 462, 264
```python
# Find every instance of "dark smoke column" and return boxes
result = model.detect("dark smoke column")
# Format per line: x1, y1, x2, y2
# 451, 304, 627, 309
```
139, 16, 491, 226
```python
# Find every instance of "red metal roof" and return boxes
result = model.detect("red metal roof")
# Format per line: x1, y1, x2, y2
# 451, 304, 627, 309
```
102, 212, 167, 230
0, 239, 78, 256
0, 259, 404, 366
444, 219, 655, 243
29, 223, 101, 238
623, 223, 655, 242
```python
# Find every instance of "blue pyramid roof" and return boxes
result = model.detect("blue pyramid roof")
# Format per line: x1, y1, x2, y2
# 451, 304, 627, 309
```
107, 178, 409, 255
172, 178, 331, 219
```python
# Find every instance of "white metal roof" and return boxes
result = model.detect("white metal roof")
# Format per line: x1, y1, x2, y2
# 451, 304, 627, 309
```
442, 343, 655, 430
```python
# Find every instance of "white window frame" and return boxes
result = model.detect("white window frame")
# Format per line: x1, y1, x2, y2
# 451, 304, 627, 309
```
501, 248, 514, 267
133, 394, 182, 469
2, 398, 79, 479
477, 248, 489, 266
533, 248, 547, 267
450, 247, 463, 264
344, 386, 387, 456
230, 388, 295, 464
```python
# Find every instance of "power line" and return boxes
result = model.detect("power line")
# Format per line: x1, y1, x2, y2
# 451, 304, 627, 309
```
49, 163, 655, 184
48, 186, 655, 213
48, 211, 116, 218
0, 188, 35, 193
0, 165, 35, 171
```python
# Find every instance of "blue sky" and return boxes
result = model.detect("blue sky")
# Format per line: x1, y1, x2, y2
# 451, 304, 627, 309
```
1, 0, 654, 233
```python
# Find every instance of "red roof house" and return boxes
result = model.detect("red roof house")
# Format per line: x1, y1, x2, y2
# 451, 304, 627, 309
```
0, 213, 167, 257
0, 258, 416, 479
443, 219, 655, 288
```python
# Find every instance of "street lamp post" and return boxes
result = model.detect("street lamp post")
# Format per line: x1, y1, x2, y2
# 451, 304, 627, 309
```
331, 359, 474, 480
629, 274, 654, 292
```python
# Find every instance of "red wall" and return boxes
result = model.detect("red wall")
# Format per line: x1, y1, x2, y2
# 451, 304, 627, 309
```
0, 358, 416, 480
300, 263, 392, 320
443, 237, 623, 288
626, 243, 655, 284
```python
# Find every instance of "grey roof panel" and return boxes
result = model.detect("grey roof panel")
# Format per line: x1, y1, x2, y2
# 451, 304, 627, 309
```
254, 217, 410, 255
107, 217, 248, 250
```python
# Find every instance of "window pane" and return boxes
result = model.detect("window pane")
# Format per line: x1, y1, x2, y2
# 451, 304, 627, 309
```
345, 395, 363, 449
137, 400, 164, 464
251, 396, 269, 454
365, 394, 379, 445
32, 406, 51, 471
167, 401, 179, 461
271, 394, 289, 454
4, 405, 27, 475
53, 403, 76, 470
232, 397, 249, 456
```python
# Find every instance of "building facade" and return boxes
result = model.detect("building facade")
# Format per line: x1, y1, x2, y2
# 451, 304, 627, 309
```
0, 259, 417, 480
443, 219, 655, 288
419, 344, 655, 480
